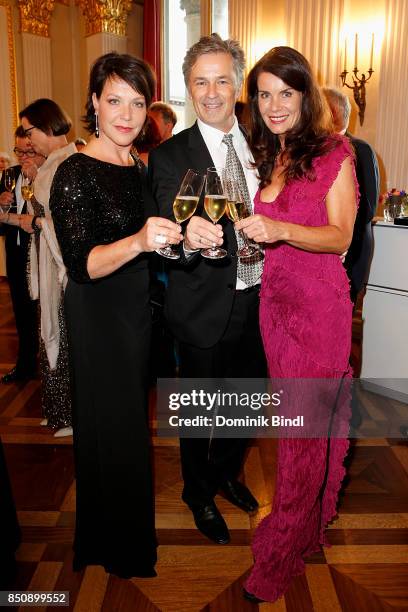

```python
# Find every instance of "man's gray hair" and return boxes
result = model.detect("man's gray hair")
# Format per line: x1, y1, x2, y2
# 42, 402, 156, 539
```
321, 86, 351, 131
182, 33, 245, 91
149, 101, 177, 127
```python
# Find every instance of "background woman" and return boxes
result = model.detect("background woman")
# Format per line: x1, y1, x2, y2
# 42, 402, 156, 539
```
19, 99, 76, 436
50, 52, 181, 578
236, 47, 358, 602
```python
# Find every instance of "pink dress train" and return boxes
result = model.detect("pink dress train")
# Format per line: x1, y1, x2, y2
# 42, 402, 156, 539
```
245, 135, 359, 602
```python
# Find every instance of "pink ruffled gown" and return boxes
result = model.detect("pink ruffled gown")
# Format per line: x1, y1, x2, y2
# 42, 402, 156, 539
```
245, 135, 359, 602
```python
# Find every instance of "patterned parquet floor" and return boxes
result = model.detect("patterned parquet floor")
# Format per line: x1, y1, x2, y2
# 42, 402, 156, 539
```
1, 280, 408, 611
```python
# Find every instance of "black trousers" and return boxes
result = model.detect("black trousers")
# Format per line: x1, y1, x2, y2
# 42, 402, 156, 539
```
6, 241, 38, 376
0, 438, 21, 588
178, 286, 267, 507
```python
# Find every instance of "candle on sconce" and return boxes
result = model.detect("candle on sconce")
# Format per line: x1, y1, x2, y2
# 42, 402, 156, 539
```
369, 33, 374, 70
344, 38, 347, 71
354, 33, 358, 70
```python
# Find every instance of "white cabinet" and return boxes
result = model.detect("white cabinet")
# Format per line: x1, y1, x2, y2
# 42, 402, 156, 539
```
361, 222, 408, 402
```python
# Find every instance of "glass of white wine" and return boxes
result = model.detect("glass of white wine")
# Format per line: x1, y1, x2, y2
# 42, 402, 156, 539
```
223, 174, 257, 258
2, 168, 15, 213
201, 167, 227, 259
157, 168, 205, 260
21, 173, 34, 202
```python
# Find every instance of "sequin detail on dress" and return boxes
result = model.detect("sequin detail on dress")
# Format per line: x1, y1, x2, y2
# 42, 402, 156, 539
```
29, 197, 71, 429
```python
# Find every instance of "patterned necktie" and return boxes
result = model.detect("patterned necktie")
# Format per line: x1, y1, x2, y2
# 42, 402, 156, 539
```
222, 133, 264, 286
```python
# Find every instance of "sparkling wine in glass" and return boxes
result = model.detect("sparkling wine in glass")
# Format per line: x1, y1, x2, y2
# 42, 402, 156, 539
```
157, 169, 205, 260
21, 174, 34, 201
4, 167, 15, 193
201, 168, 227, 259
1, 168, 15, 213
223, 175, 257, 258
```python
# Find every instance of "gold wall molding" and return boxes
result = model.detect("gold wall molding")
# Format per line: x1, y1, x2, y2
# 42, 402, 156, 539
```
77, 0, 133, 37
18, 0, 56, 37
0, 0, 18, 130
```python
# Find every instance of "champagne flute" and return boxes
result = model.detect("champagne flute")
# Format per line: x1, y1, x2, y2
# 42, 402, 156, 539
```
223, 174, 257, 258
2, 168, 15, 213
4, 167, 15, 193
157, 169, 205, 260
201, 167, 227, 259
21, 173, 34, 202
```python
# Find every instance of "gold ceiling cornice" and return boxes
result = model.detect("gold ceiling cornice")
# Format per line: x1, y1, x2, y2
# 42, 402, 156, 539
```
76, 0, 133, 37
17, 0, 55, 37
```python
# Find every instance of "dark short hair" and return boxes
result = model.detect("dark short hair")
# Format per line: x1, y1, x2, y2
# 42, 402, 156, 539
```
149, 101, 177, 127
247, 46, 333, 186
83, 52, 156, 134
19, 98, 72, 136
15, 125, 26, 138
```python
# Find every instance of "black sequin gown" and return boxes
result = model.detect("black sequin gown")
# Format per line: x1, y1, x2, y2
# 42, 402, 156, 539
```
50, 153, 157, 578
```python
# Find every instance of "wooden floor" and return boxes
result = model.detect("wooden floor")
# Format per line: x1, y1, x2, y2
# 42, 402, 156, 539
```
1, 280, 408, 612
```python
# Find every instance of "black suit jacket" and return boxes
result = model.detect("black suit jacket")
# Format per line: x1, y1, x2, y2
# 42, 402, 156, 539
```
0, 165, 31, 258
345, 135, 379, 299
148, 122, 240, 348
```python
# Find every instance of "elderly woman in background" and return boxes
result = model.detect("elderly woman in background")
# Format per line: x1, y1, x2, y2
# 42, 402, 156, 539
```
236, 47, 358, 602
50, 52, 181, 578
19, 99, 76, 437
0, 152, 10, 180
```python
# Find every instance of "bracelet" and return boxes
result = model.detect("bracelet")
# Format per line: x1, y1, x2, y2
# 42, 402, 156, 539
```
31, 215, 40, 231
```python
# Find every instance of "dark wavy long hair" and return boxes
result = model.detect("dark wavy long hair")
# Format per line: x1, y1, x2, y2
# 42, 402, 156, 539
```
247, 46, 334, 188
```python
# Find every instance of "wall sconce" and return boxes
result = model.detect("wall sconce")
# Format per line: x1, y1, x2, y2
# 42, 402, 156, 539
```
340, 33, 374, 126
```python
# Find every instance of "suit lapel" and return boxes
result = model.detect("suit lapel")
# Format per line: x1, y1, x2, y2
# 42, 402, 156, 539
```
187, 122, 215, 172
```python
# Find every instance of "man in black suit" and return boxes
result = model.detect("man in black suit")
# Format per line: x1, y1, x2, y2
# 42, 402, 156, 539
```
149, 34, 266, 544
0, 126, 44, 383
322, 87, 380, 302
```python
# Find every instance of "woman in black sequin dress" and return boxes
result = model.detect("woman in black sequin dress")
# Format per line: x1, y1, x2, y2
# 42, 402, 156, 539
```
49, 53, 182, 579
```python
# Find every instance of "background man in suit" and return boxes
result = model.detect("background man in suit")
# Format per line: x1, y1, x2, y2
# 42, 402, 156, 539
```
148, 101, 177, 143
0, 126, 45, 383
322, 87, 380, 302
149, 34, 266, 545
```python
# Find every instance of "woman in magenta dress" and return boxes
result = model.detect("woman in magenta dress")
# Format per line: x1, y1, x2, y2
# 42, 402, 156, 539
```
236, 47, 358, 603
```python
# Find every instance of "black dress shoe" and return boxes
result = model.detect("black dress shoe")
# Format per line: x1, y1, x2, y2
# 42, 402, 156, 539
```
220, 480, 259, 513
0, 367, 33, 384
190, 502, 230, 544
243, 588, 266, 603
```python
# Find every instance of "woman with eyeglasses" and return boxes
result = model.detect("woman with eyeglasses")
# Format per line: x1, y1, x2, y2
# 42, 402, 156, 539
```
18, 99, 77, 436
0, 126, 45, 384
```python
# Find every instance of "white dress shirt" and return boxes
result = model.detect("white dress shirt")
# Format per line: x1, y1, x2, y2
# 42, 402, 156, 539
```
197, 117, 259, 206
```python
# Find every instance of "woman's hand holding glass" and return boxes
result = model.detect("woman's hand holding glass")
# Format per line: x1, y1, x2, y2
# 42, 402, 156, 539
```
235, 214, 286, 245
157, 169, 205, 259
137, 216, 183, 253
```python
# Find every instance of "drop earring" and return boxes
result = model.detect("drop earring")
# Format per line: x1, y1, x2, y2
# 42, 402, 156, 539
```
95, 112, 99, 138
